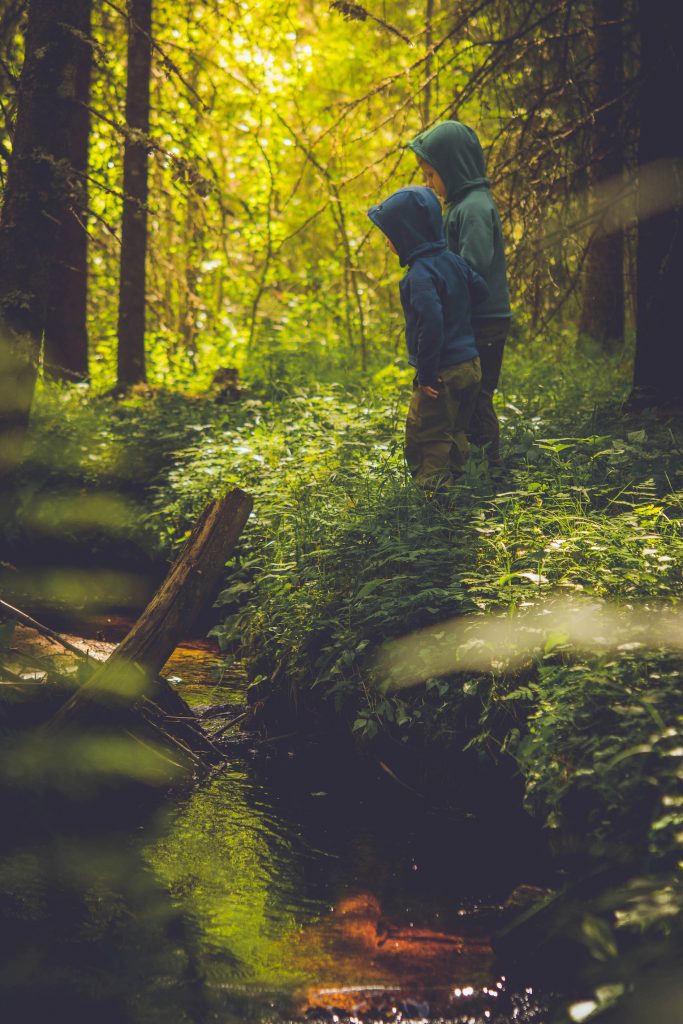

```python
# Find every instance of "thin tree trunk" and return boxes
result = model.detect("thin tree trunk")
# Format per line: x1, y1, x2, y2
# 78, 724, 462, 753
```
578, 0, 625, 351
0, 1, 25, 166
628, 0, 683, 409
423, 0, 434, 126
117, 0, 152, 387
43, 0, 92, 382
0, 0, 89, 477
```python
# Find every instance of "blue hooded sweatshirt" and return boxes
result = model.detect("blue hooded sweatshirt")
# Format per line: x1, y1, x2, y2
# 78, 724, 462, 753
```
368, 186, 489, 387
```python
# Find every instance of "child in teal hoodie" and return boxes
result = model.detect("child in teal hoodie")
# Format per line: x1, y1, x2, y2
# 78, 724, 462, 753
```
368, 186, 487, 489
408, 121, 511, 466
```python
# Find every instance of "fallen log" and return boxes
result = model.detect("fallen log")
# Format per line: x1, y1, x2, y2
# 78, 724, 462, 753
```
46, 487, 253, 745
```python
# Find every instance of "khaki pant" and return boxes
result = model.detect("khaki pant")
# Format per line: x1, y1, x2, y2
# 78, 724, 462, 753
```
405, 358, 481, 487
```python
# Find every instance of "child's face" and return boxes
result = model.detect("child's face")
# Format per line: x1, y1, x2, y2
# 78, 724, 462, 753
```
418, 158, 446, 199
385, 235, 398, 256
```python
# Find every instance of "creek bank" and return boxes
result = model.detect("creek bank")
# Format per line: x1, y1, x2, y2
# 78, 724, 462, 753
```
232, 703, 565, 1021
245, 649, 542, 826
243, 650, 683, 1020
0, 625, 560, 1024
151, 699, 561, 1024
9, 606, 680, 1023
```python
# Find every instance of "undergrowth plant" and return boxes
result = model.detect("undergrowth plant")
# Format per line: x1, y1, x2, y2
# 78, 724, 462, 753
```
15, 336, 683, 871
10, 329, 683, 1018
157, 332, 683, 879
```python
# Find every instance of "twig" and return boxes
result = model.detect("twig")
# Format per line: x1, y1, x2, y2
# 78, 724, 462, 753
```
329, 2, 414, 46
141, 695, 230, 762
198, 701, 241, 719
261, 731, 299, 744
101, 0, 209, 110
124, 727, 190, 771
377, 759, 425, 799
212, 711, 248, 740
0, 664, 32, 684
0, 599, 93, 663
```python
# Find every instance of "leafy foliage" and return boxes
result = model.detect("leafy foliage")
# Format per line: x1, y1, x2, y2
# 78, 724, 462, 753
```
1, 1, 680, 1017
183, 333, 683, 889
0, 0, 631, 389
13, 332, 683, 890
5, 300, 683, 1024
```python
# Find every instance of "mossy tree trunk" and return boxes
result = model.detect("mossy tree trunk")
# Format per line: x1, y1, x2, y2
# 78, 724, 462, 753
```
43, 0, 92, 382
0, 1, 25, 158
117, 0, 152, 388
578, 0, 625, 351
0, 0, 91, 478
629, 0, 683, 410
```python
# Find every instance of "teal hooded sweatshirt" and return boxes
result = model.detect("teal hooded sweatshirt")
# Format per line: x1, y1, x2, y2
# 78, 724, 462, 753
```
408, 121, 511, 320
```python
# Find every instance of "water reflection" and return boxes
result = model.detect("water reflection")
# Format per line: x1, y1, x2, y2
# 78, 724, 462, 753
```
2, 627, 551, 1023
0, 731, 206, 1024
149, 739, 552, 1022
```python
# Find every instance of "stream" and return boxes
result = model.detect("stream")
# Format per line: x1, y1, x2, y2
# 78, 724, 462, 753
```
2, 625, 558, 1024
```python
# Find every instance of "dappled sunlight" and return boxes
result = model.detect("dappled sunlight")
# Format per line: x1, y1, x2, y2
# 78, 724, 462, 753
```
150, 768, 315, 993
22, 491, 139, 535
0, 565, 152, 614
0, 733, 184, 796
541, 158, 683, 250
375, 596, 683, 690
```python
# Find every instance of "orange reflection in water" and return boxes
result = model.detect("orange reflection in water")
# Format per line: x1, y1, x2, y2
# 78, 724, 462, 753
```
296, 892, 494, 1017
5, 620, 228, 690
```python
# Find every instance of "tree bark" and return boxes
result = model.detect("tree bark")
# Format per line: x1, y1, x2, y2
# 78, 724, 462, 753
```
423, 0, 434, 126
117, 0, 152, 388
0, 1, 25, 172
43, 0, 92, 382
48, 488, 253, 731
628, 0, 683, 409
578, 0, 625, 351
0, 0, 90, 478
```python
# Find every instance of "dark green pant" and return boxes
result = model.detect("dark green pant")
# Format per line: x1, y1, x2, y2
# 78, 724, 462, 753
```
405, 358, 481, 487
469, 318, 511, 465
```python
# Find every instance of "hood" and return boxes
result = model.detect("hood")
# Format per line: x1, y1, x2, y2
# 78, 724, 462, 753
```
367, 186, 446, 267
408, 120, 489, 203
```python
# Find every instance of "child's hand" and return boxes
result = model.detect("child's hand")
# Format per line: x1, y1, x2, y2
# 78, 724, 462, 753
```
419, 384, 439, 399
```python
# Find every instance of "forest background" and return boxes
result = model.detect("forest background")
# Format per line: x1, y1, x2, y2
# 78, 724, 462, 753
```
1, 2, 683, 1019
1, 0, 680, 403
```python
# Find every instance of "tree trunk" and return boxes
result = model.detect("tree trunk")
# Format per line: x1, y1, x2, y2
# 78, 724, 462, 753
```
43, 0, 92, 382
117, 0, 152, 388
0, 1, 25, 171
628, 0, 683, 409
423, 0, 434, 126
578, 0, 625, 351
0, 0, 90, 478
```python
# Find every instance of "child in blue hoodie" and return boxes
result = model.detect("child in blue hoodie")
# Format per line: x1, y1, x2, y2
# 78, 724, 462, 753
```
368, 186, 488, 489
408, 121, 511, 468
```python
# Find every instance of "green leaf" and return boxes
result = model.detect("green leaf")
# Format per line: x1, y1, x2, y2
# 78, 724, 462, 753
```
580, 914, 618, 961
